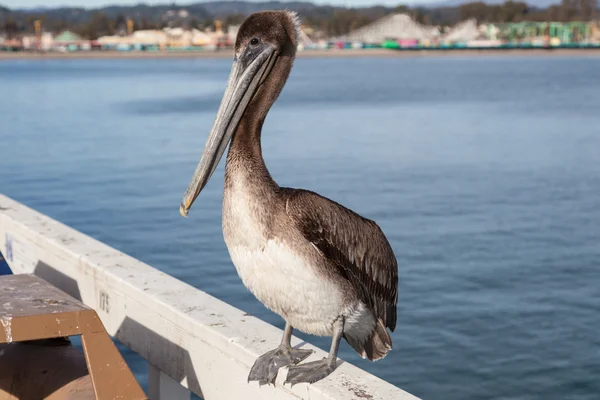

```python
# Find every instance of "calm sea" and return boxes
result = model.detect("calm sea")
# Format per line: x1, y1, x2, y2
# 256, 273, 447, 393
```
1, 55, 599, 399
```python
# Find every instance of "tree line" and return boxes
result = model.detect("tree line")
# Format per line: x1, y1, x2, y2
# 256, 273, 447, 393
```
1, 0, 598, 40
456, 0, 597, 24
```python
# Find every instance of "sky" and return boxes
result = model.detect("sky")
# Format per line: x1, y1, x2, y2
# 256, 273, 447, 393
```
1, 0, 431, 9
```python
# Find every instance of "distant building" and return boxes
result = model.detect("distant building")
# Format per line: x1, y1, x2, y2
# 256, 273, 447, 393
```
335, 14, 434, 44
54, 30, 83, 43
442, 19, 481, 43
163, 27, 192, 47
480, 24, 501, 41
496, 21, 596, 44
228, 25, 240, 43
1, 38, 23, 51
98, 27, 225, 50
54, 30, 88, 51
191, 29, 212, 46
592, 22, 600, 40
161, 8, 193, 29
22, 32, 54, 51
297, 27, 314, 50
132, 30, 168, 46
163, 27, 217, 47
98, 30, 167, 50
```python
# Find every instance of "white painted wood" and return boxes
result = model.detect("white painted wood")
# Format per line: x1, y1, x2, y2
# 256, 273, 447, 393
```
148, 363, 192, 400
0, 194, 419, 400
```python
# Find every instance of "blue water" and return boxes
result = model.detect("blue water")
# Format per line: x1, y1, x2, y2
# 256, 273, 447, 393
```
1, 55, 599, 399
0, 251, 9, 275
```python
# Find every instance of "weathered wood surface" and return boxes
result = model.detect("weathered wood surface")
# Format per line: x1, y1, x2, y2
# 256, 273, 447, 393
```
0, 194, 418, 400
1, 273, 89, 320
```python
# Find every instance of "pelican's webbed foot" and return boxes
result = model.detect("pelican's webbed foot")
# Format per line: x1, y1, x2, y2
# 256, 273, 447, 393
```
248, 345, 313, 385
284, 316, 344, 386
284, 357, 337, 386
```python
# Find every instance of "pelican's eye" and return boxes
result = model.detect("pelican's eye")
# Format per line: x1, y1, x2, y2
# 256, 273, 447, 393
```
250, 37, 260, 47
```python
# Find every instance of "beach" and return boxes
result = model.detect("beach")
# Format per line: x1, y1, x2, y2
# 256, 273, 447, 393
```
1, 47, 600, 60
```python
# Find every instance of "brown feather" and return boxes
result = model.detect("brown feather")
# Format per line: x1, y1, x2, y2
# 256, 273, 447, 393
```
282, 188, 399, 332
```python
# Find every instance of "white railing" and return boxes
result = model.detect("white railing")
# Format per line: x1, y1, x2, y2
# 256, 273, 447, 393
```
0, 194, 418, 400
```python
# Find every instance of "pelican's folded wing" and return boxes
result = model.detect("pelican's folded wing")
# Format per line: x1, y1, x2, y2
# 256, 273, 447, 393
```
283, 189, 398, 331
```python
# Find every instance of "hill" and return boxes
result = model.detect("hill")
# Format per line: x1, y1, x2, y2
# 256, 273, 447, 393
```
1, 0, 598, 39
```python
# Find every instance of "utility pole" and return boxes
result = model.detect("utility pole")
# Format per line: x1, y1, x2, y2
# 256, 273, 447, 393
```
34, 19, 42, 51
127, 18, 134, 35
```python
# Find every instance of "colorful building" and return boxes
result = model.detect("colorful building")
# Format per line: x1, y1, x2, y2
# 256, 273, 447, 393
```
496, 21, 596, 44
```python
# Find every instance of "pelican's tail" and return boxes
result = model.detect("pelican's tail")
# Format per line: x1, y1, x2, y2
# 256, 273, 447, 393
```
344, 318, 392, 361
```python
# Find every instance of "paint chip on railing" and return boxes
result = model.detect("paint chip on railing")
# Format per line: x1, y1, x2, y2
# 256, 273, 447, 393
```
1, 316, 12, 343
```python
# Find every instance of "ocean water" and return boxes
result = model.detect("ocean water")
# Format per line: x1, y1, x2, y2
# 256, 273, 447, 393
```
1, 55, 599, 399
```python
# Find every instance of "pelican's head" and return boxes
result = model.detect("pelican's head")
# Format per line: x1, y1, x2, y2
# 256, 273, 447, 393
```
180, 10, 301, 217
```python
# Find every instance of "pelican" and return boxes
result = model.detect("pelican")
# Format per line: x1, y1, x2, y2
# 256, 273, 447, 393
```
180, 10, 398, 385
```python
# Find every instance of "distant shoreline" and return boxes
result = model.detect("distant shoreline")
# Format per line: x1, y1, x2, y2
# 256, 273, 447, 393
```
1, 48, 600, 61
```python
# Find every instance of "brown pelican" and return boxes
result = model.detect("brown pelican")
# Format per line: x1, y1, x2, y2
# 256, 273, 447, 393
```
180, 10, 398, 386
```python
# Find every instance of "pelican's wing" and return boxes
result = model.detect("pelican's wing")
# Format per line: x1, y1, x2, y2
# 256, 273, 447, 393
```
283, 189, 398, 331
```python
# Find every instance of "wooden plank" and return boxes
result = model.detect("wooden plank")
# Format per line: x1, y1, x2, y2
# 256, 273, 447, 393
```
0, 274, 146, 399
0, 194, 418, 400
0, 274, 89, 318
0, 274, 90, 343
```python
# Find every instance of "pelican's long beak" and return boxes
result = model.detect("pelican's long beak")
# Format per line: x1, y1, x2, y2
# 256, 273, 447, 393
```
180, 45, 277, 217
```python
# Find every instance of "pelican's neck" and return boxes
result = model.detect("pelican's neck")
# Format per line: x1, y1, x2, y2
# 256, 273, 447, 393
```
226, 113, 271, 183
225, 51, 295, 190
